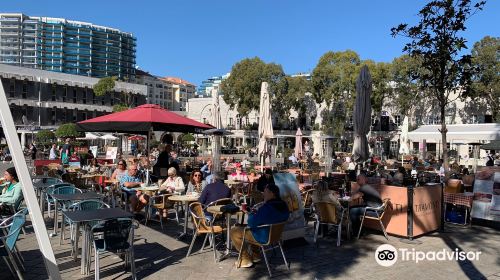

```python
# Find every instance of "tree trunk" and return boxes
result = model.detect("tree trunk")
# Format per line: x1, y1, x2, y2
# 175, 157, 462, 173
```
440, 105, 449, 170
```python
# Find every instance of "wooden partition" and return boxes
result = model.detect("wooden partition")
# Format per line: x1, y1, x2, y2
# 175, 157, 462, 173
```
364, 184, 442, 238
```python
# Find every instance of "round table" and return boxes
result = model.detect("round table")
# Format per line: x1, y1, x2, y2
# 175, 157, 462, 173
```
138, 185, 159, 196
207, 205, 242, 261
168, 195, 199, 239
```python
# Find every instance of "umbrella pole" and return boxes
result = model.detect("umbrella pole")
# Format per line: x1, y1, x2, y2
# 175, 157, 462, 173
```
146, 130, 151, 157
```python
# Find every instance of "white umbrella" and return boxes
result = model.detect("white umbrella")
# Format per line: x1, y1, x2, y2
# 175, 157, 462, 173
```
76, 132, 100, 140
399, 116, 410, 163
211, 89, 222, 172
294, 128, 303, 158
258, 82, 274, 172
352, 65, 372, 163
100, 134, 118, 140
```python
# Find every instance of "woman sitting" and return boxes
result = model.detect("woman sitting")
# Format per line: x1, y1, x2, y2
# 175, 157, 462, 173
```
111, 160, 128, 181
186, 169, 207, 194
0, 167, 23, 213
312, 180, 340, 206
160, 167, 185, 194
88, 158, 100, 173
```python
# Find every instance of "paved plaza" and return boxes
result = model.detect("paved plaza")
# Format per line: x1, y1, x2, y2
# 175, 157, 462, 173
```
2, 211, 499, 280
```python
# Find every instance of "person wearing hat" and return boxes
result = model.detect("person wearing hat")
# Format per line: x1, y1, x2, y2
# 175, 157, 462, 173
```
0, 167, 23, 212
231, 183, 289, 268
229, 163, 248, 182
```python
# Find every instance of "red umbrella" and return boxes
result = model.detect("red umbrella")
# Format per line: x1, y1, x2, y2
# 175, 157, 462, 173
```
128, 135, 145, 141
76, 104, 212, 133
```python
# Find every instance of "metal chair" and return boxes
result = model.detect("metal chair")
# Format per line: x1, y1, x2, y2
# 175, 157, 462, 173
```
236, 221, 290, 277
313, 202, 345, 246
357, 198, 391, 240
91, 218, 138, 280
146, 193, 179, 229
0, 212, 26, 280
186, 202, 223, 261
45, 183, 76, 218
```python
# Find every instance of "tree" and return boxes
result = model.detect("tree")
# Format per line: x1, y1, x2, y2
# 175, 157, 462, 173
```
36, 129, 55, 147
364, 60, 393, 114
93, 76, 116, 96
466, 36, 500, 122
312, 50, 361, 136
113, 104, 129, 112
221, 57, 288, 119
391, 0, 486, 169
390, 55, 423, 114
286, 75, 312, 129
55, 123, 83, 139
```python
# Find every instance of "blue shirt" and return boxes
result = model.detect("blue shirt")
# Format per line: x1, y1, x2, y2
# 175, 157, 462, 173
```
198, 181, 231, 206
119, 174, 141, 194
247, 199, 289, 244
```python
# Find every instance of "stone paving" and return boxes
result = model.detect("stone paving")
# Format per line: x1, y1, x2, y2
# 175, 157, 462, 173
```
2, 211, 500, 280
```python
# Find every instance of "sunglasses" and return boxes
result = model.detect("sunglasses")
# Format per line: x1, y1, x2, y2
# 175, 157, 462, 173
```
193, 174, 202, 177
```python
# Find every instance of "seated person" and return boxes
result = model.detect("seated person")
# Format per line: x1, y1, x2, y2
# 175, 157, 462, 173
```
88, 158, 100, 173
349, 174, 383, 237
198, 171, 231, 207
0, 167, 23, 213
228, 163, 248, 182
391, 166, 406, 186
159, 167, 185, 194
312, 180, 340, 206
186, 169, 207, 194
256, 168, 274, 192
231, 183, 289, 268
111, 160, 128, 181
288, 154, 298, 165
240, 158, 251, 170
119, 164, 150, 213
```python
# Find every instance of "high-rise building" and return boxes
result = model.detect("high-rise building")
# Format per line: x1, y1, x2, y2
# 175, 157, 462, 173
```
0, 13, 136, 80
197, 73, 230, 97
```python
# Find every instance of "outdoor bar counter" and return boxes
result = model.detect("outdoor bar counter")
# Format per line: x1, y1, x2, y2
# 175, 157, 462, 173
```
365, 183, 442, 238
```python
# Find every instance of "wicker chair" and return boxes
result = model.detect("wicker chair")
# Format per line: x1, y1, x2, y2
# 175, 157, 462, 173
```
145, 193, 179, 229
313, 202, 345, 246
236, 221, 290, 277
186, 202, 223, 262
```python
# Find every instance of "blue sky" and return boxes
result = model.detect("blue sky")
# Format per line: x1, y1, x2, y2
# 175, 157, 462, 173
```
2, 0, 498, 86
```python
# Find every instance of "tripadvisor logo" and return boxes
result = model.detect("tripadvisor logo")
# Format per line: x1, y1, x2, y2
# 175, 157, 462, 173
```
375, 244, 481, 267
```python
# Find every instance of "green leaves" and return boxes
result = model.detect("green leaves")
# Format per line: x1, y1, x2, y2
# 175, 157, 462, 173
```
55, 123, 83, 138
112, 104, 129, 112
93, 76, 116, 97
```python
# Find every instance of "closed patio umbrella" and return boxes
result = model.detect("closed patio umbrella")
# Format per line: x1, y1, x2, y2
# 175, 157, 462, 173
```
295, 128, 303, 158
352, 65, 372, 163
258, 82, 274, 172
211, 89, 223, 172
399, 116, 410, 163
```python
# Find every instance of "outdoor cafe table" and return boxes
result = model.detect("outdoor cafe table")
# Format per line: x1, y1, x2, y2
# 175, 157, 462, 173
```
62, 208, 133, 275
168, 194, 199, 239
207, 205, 241, 261
50, 192, 104, 237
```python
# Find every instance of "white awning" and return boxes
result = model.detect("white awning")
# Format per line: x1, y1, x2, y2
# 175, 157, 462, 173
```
408, 123, 500, 142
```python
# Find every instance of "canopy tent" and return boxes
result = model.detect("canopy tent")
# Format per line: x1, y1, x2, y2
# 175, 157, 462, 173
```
76, 104, 212, 134
100, 134, 118, 140
408, 123, 500, 142
481, 140, 500, 151
76, 132, 101, 140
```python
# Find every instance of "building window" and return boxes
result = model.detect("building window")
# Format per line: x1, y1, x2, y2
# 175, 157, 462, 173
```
82, 87, 87, 104
73, 89, 77, 103
229, 117, 233, 126
51, 107, 56, 125
51, 83, 57, 101
22, 80, 27, 99
394, 115, 402, 126
9, 78, 15, 98
63, 85, 67, 102
92, 91, 96, 104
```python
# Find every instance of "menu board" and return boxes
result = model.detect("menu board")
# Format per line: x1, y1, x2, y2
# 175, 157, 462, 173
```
273, 173, 305, 240
105, 147, 118, 160
471, 168, 500, 221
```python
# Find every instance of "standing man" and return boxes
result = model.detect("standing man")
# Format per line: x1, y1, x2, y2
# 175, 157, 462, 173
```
60, 138, 72, 164
349, 174, 383, 237
49, 143, 58, 160
30, 143, 37, 161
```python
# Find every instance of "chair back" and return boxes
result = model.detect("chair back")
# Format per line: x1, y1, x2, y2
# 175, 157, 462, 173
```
264, 221, 287, 246
72, 199, 109, 211
54, 185, 82, 195
92, 218, 133, 251
314, 202, 338, 224
301, 189, 315, 209
3, 213, 26, 251
189, 202, 210, 232
462, 175, 474, 186
33, 177, 62, 187
445, 179, 463, 193
378, 198, 390, 219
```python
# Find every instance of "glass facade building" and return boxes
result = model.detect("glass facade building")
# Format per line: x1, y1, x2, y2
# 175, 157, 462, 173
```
0, 13, 136, 80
